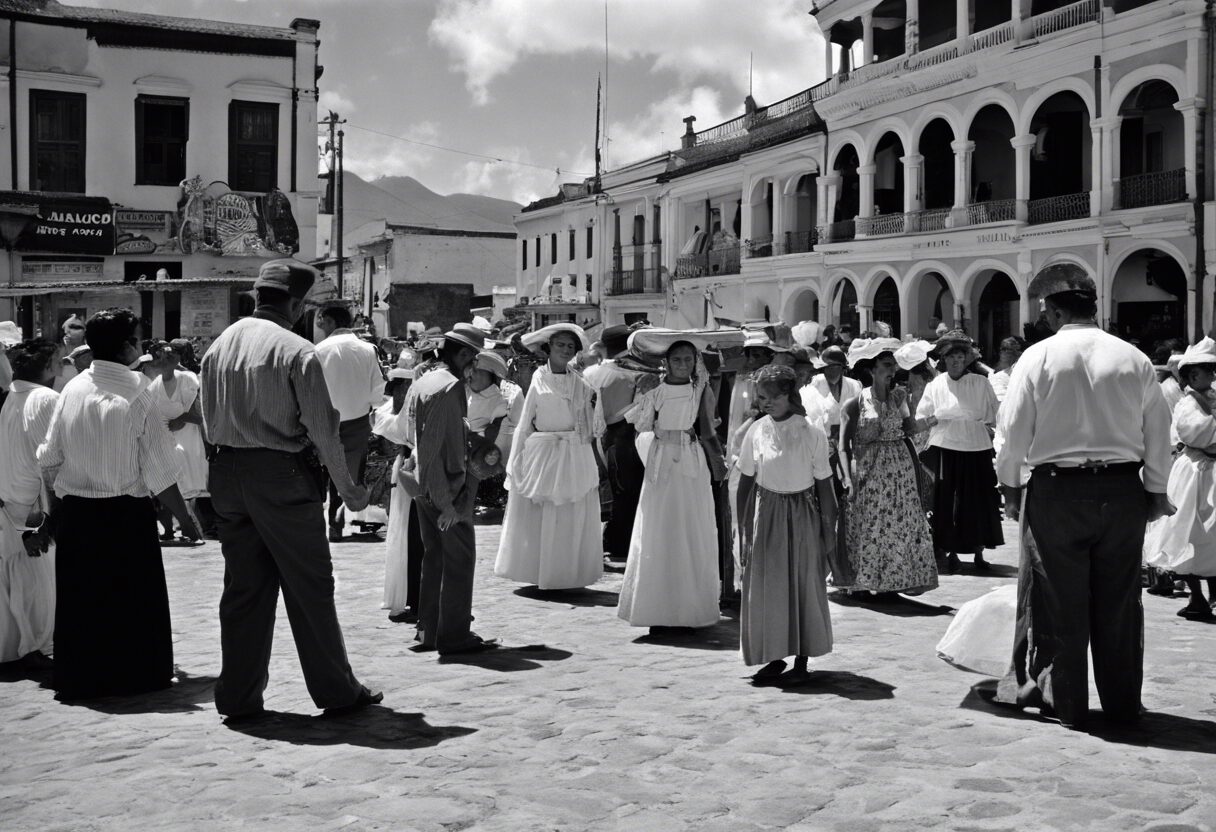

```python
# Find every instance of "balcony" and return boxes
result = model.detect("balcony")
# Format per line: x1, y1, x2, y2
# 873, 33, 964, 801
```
910, 207, 951, 233
1031, 0, 1101, 39
857, 213, 906, 237
605, 266, 666, 296
674, 244, 741, 279
784, 228, 818, 254
745, 229, 820, 259
963, 199, 1017, 225
1028, 193, 1091, 225
818, 219, 856, 243
1115, 169, 1187, 210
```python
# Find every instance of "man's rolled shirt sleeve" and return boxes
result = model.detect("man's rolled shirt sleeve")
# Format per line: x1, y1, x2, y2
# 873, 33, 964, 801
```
293, 351, 354, 489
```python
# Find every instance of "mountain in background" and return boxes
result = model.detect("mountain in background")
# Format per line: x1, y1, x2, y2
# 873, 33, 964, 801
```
336, 172, 519, 236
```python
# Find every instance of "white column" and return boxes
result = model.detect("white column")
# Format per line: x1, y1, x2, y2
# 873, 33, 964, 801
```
1175, 98, 1201, 200
824, 26, 835, 78
1089, 119, 1103, 217
771, 175, 786, 244
951, 140, 975, 209
858, 163, 877, 218
1097, 116, 1120, 212
954, 297, 970, 330
906, 0, 919, 54
902, 154, 924, 213
857, 303, 873, 333
862, 13, 875, 65
1012, 0, 1030, 45
1012, 134, 1036, 222
816, 176, 833, 227
740, 197, 754, 247
956, 0, 971, 46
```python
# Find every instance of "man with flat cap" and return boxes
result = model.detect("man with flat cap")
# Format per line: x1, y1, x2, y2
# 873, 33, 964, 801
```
994, 262, 1173, 730
583, 324, 645, 562
201, 259, 381, 719
409, 322, 494, 654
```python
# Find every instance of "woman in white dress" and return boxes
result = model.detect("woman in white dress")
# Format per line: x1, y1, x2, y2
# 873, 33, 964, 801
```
495, 324, 603, 590
618, 339, 723, 630
145, 341, 207, 540
1145, 338, 1216, 620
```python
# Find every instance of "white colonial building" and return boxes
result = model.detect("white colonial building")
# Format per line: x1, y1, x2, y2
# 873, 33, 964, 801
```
0, 1, 321, 347
519, 0, 1208, 360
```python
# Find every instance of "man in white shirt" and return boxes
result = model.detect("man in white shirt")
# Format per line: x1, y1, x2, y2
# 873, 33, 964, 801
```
0, 338, 60, 666
315, 305, 385, 542
994, 263, 1173, 730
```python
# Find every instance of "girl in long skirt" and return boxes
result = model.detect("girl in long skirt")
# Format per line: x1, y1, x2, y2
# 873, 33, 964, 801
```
737, 365, 838, 685
1144, 338, 1216, 620
916, 331, 1003, 572
495, 325, 603, 590
618, 340, 723, 629
840, 339, 939, 598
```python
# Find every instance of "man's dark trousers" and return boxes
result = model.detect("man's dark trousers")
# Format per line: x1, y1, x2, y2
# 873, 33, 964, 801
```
603, 419, 643, 559
328, 416, 371, 532
415, 497, 477, 652
997, 467, 1146, 727
211, 448, 363, 715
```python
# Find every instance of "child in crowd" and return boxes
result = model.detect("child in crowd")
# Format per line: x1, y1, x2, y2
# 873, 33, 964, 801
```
736, 365, 838, 685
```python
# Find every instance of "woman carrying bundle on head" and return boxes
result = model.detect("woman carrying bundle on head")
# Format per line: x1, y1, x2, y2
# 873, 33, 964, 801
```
736, 365, 838, 685
495, 324, 603, 590
839, 338, 939, 599
618, 337, 725, 631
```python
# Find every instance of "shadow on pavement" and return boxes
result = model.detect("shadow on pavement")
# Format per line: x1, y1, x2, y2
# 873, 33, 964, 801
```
514, 586, 620, 607
0, 656, 52, 688
437, 644, 573, 672
961, 682, 1216, 753
962, 563, 1018, 579
55, 670, 218, 714
828, 591, 956, 617
778, 670, 897, 700
224, 707, 477, 749
632, 618, 740, 651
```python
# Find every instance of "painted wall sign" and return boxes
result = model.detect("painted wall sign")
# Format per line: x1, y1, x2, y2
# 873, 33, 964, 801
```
15, 197, 116, 255
176, 176, 299, 256
181, 286, 230, 346
20, 258, 106, 283
115, 209, 177, 254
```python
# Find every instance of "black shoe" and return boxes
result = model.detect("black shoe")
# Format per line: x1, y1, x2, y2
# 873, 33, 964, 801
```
388, 609, 418, 624
328, 527, 343, 543
322, 687, 383, 718
438, 635, 499, 656
222, 708, 268, 725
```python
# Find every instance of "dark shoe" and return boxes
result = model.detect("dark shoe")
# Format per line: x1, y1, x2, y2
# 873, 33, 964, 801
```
328, 527, 343, 543
438, 635, 499, 656
408, 642, 437, 653
388, 609, 418, 624
1177, 602, 1216, 621
222, 708, 268, 725
322, 687, 383, 718
972, 554, 990, 572
945, 553, 961, 574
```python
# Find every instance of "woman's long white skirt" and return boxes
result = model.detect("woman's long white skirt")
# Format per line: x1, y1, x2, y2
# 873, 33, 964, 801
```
175, 423, 209, 499
1145, 451, 1216, 577
0, 515, 55, 662
618, 438, 720, 627
495, 489, 603, 589
382, 456, 413, 613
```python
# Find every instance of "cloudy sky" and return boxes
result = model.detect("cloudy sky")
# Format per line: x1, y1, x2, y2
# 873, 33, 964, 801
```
77, 0, 827, 204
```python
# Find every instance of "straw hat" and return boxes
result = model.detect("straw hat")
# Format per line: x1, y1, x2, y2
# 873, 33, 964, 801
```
933, 329, 980, 364
894, 340, 933, 371
1176, 337, 1216, 372
0, 321, 21, 347
443, 323, 487, 352
522, 323, 588, 353
474, 350, 509, 380
846, 337, 903, 368
742, 330, 789, 352
388, 347, 417, 380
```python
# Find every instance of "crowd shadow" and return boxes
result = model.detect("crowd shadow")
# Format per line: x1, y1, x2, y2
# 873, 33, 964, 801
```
55, 670, 218, 715
829, 591, 955, 617
632, 616, 740, 652
437, 643, 573, 672
514, 586, 619, 607
962, 681, 1216, 753
777, 670, 897, 700
224, 706, 477, 750
962, 563, 1018, 579
0, 656, 52, 688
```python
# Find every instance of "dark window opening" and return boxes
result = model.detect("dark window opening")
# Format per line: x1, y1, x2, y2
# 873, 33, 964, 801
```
585, 226, 593, 258
229, 100, 278, 192
521, 239, 528, 269
31, 89, 86, 193
136, 95, 188, 186
569, 229, 576, 261
550, 232, 558, 264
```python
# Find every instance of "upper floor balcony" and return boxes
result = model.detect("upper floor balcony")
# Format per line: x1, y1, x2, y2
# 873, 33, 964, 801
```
604, 244, 667, 296
810, 0, 1156, 105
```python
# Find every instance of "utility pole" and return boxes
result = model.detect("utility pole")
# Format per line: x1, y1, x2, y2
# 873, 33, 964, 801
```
319, 110, 346, 296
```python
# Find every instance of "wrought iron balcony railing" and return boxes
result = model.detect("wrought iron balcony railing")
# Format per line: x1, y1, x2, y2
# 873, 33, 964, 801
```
1027, 192, 1091, 225
818, 219, 856, 243
1115, 168, 1187, 210
605, 266, 666, 296
674, 245, 742, 279
963, 199, 1017, 225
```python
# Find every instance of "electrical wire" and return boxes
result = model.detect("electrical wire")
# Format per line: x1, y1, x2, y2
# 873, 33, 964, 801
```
344, 122, 593, 177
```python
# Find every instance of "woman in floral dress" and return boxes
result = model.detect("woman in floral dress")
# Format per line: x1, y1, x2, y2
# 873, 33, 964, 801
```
839, 339, 938, 598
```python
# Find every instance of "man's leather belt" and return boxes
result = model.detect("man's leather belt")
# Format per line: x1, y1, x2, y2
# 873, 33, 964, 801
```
1033, 461, 1142, 477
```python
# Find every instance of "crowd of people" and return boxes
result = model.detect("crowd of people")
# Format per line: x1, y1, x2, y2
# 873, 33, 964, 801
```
0, 257, 1210, 732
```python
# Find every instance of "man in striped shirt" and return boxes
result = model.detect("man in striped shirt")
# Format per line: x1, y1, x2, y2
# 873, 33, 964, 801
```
201, 259, 380, 720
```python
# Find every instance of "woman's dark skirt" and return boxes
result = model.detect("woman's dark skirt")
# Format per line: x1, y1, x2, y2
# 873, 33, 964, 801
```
53, 495, 174, 699
927, 447, 1005, 553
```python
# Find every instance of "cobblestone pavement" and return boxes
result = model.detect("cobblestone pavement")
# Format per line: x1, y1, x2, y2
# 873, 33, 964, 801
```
1, 518, 1214, 831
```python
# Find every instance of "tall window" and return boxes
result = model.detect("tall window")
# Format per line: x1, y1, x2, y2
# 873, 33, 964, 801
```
521, 239, 528, 269
30, 90, 86, 192
228, 100, 278, 191
569, 229, 576, 261
550, 232, 558, 265
535, 236, 540, 267
136, 95, 188, 186
586, 226, 593, 258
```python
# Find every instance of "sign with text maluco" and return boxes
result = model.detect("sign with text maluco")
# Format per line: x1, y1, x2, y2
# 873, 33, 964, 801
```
16, 197, 116, 255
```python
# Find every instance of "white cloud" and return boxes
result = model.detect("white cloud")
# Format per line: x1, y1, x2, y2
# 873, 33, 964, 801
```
318, 89, 357, 116
455, 144, 594, 204
429, 0, 824, 107
604, 86, 729, 169
341, 121, 442, 179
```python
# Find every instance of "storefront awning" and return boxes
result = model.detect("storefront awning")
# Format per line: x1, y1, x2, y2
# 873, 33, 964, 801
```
0, 276, 255, 298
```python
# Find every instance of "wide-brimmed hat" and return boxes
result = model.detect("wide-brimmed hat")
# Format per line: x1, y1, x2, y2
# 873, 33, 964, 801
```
1176, 337, 1216, 372
895, 340, 933, 371
788, 345, 825, 369
819, 345, 848, 367
601, 324, 632, 356
522, 323, 588, 353
474, 350, 509, 380
444, 322, 487, 352
254, 259, 317, 299
847, 337, 903, 368
388, 347, 417, 380
0, 321, 21, 347
627, 327, 746, 360
742, 330, 789, 353
791, 320, 821, 348
933, 329, 980, 364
